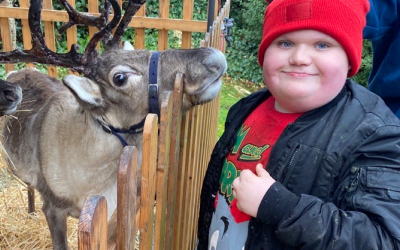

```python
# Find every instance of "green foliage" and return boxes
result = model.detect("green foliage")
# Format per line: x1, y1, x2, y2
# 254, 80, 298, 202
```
142, 0, 207, 49
225, 0, 266, 86
351, 40, 373, 88
218, 77, 253, 137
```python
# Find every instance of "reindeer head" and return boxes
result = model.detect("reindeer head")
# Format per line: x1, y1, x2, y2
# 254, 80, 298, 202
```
61, 45, 226, 128
0, 0, 226, 124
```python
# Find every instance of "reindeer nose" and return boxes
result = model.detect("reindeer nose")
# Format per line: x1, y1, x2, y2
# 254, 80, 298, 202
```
209, 65, 221, 73
4, 89, 20, 102
207, 49, 227, 75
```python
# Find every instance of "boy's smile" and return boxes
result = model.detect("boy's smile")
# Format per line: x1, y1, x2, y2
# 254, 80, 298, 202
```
262, 29, 351, 113
283, 71, 318, 77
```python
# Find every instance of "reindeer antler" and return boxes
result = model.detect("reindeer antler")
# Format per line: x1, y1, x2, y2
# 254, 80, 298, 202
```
0, 0, 146, 77
57, 0, 111, 33
109, 0, 148, 49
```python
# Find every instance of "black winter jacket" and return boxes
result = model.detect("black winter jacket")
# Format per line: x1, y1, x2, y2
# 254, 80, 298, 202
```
197, 80, 400, 250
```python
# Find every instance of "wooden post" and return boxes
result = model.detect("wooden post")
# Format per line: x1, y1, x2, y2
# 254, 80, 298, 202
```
139, 114, 158, 250
116, 146, 139, 250
165, 74, 184, 249
43, 0, 57, 77
181, 0, 194, 49
88, 0, 99, 50
158, 0, 170, 51
78, 195, 108, 250
66, 0, 78, 75
134, 5, 146, 49
0, 0, 15, 72
154, 91, 173, 250
19, 0, 34, 69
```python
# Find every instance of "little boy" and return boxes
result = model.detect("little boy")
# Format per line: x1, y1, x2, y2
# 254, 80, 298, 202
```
197, 0, 400, 249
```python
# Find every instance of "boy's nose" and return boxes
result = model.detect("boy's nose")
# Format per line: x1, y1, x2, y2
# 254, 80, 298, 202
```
289, 46, 312, 66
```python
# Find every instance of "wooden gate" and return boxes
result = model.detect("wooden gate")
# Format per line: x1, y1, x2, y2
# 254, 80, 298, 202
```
0, 0, 231, 249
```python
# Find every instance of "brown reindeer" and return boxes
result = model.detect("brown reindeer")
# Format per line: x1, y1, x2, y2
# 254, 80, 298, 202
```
0, 0, 227, 249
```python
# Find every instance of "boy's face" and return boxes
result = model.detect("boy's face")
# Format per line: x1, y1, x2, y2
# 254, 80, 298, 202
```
262, 29, 351, 113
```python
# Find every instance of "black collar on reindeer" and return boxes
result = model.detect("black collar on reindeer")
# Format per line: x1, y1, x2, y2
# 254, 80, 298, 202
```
99, 117, 146, 147
148, 51, 161, 118
99, 51, 161, 147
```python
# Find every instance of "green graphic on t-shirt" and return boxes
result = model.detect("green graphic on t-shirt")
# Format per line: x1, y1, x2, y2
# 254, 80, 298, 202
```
219, 159, 239, 204
219, 125, 271, 204
231, 125, 250, 154
239, 144, 270, 161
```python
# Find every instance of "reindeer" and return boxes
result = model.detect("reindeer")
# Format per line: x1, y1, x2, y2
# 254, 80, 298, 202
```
0, 79, 22, 115
0, 0, 227, 249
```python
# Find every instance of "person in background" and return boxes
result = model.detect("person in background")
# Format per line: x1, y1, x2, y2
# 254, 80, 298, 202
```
197, 0, 400, 249
363, 0, 400, 118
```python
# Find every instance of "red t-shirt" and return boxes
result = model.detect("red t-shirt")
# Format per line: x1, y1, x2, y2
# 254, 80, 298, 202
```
209, 96, 302, 250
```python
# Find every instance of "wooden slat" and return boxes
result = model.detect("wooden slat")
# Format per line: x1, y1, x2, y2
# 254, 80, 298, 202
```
139, 114, 158, 250
66, 0, 78, 75
189, 106, 201, 249
78, 195, 108, 250
107, 211, 118, 250
158, 0, 170, 51
19, 0, 34, 69
0, 7, 207, 32
180, 108, 196, 249
116, 146, 139, 250
181, 0, 194, 49
131, 17, 206, 32
172, 112, 189, 250
191, 102, 206, 245
164, 73, 184, 249
200, 33, 210, 48
154, 91, 173, 250
88, 0, 99, 50
0, 0, 15, 72
43, 0, 57, 76
134, 4, 146, 49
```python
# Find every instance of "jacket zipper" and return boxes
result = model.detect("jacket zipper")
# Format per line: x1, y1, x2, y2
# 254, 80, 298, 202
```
279, 145, 300, 184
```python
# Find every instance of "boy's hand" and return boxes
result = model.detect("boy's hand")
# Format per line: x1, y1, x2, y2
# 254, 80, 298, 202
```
232, 163, 276, 217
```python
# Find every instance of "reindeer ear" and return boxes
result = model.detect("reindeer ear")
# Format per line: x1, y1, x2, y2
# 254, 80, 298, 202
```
63, 75, 105, 107
123, 41, 135, 50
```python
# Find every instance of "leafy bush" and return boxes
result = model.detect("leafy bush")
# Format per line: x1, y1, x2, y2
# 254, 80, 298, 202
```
351, 40, 373, 88
224, 0, 266, 86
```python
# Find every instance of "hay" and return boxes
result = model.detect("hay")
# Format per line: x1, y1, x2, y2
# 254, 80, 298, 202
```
0, 154, 79, 250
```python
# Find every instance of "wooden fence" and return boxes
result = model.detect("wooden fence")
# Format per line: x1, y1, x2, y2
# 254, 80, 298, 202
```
78, 1, 231, 250
0, 0, 222, 75
0, 0, 231, 249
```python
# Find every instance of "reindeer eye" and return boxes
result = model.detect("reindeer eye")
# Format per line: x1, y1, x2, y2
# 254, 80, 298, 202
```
113, 73, 128, 87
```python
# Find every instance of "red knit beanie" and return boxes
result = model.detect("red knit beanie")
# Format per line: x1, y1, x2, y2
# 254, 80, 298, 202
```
258, 0, 370, 77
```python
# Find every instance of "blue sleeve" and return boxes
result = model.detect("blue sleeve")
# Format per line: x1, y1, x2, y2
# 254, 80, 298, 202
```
363, 0, 399, 39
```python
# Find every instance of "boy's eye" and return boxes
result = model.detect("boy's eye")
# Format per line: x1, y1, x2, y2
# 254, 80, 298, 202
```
315, 42, 329, 49
278, 41, 292, 48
